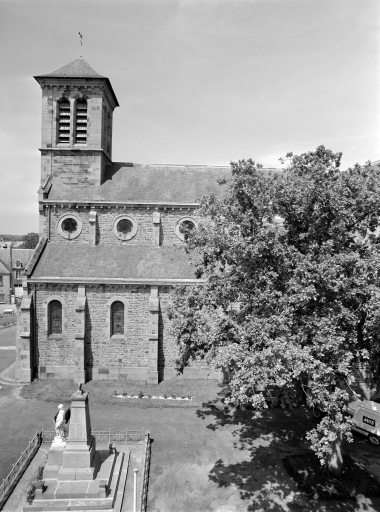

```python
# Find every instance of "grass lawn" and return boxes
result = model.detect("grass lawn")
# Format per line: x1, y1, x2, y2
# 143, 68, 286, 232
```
0, 317, 16, 329
0, 325, 17, 347
1, 381, 380, 511
0, 349, 16, 373
20, 378, 221, 409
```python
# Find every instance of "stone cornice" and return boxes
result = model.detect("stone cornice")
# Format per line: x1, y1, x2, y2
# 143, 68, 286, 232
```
39, 148, 112, 161
39, 200, 200, 209
27, 277, 204, 286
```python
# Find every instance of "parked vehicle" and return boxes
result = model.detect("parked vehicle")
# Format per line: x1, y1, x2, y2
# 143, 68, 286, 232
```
2, 309, 15, 316
347, 400, 380, 445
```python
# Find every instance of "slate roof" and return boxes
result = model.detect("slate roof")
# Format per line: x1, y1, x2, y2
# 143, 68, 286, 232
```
30, 243, 196, 281
34, 58, 119, 107
47, 163, 278, 203
0, 249, 11, 268
35, 58, 105, 78
0, 259, 10, 274
12, 249, 34, 268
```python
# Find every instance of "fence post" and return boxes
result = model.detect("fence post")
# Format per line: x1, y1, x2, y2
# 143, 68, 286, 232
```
109, 428, 111, 445
126, 427, 128, 444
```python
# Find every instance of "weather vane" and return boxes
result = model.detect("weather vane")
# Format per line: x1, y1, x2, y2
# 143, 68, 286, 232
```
79, 32, 83, 57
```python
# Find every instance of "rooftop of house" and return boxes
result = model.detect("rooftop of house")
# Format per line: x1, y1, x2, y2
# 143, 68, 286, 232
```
0, 259, 11, 274
12, 249, 34, 267
30, 243, 197, 281
47, 163, 280, 203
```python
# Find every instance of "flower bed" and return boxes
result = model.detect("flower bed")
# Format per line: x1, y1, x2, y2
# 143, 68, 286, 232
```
112, 391, 193, 401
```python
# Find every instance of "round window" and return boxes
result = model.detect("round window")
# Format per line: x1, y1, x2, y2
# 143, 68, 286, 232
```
175, 217, 197, 241
113, 215, 138, 241
117, 219, 133, 236
58, 214, 82, 240
62, 218, 78, 234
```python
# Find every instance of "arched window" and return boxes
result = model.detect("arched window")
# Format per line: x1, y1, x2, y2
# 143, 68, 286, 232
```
111, 301, 124, 336
57, 98, 70, 144
49, 300, 62, 335
74, 99, 88, 144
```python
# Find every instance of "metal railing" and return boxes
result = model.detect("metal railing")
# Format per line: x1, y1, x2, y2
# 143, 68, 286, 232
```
41, 428, 148, 444
140, 432, 151, 512
0, 431, 42, 510
91, 429, 147, 444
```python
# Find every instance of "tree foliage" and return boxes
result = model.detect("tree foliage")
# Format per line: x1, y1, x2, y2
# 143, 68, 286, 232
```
168, 147, 380, 474
20, 232, 39, 249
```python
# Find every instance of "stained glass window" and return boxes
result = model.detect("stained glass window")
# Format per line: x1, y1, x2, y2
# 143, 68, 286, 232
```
179, 220, 195, 236
117, 219, 133, 236
49, 300, 62, 335
111, 301, 124, 336
62, 218, 78, 234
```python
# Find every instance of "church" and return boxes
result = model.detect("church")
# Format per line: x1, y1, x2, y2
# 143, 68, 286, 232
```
15, 57, 237, 384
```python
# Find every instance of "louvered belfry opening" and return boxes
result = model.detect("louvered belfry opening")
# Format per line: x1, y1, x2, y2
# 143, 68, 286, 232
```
75, 98, 88, 144
58, 98, 71, 143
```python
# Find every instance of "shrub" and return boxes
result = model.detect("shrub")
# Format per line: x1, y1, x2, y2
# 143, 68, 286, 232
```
138, 391, 144, 399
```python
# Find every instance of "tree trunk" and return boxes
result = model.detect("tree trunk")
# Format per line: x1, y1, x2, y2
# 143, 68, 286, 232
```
327, 432, 343, 477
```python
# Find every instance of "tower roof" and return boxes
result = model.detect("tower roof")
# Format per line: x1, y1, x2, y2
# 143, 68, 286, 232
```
38, 58, 106, 78
34, 58, 119, 107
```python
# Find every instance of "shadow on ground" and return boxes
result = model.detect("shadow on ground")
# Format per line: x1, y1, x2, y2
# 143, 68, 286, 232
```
197, 394, 380, 512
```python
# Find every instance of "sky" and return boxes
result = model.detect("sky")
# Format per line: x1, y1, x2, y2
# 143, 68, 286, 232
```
0, 0, 379, 234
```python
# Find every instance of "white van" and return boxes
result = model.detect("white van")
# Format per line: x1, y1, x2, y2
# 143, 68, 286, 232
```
2, 309, 15, 316
347, 400, 380, 445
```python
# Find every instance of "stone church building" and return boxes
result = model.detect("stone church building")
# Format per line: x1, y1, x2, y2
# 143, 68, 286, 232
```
16, 58, 236, 384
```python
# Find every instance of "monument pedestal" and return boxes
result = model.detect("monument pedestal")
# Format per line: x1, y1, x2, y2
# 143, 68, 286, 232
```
24, 385, 129, 512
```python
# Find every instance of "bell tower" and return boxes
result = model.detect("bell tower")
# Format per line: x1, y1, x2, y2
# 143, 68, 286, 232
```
34, 58, 119, 187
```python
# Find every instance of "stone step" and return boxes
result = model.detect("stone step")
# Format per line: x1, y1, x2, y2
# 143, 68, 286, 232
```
26, 451, 128, 512
120, 451, 144, 512
112, 451, 130, 512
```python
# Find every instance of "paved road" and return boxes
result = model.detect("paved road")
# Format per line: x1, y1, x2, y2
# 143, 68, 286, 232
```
0, 325, 16, 347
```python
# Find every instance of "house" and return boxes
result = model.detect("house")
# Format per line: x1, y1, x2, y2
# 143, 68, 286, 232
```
0, 246, 33, 303
0, 259, 11, 304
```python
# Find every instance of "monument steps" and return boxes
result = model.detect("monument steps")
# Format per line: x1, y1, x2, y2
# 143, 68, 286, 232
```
26, 450, 129, 511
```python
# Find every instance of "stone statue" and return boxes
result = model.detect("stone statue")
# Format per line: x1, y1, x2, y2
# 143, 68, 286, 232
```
53, 404, 66, 442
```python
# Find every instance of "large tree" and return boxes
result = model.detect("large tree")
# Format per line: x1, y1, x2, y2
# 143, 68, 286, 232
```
169, 147, 380, 476
20, 232, 39, 249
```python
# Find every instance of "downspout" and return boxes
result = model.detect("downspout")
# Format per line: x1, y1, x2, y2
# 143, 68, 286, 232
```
33, 283, 37, 380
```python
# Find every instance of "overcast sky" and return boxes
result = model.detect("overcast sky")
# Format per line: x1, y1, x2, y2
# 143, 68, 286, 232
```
0, 0, 379, 234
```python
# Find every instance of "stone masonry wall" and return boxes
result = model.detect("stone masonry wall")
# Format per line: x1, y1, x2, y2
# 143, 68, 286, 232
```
41, 151, 108, 188
33, 282, 214, 381
40, 85, 111, 157
46, 207, 200, 246
48, 208, 90, 244
84, 285, 150, 369
35, 284, 77, 370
